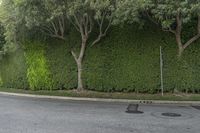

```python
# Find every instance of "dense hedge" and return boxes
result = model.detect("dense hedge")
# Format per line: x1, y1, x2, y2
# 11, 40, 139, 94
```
0, 48, 28, 89
46, 39, 77, 90
24, 41, 53, 90
0, 24, 200, 93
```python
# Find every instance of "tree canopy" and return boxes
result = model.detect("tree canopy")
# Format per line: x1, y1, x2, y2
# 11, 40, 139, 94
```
145, 0, 200, 56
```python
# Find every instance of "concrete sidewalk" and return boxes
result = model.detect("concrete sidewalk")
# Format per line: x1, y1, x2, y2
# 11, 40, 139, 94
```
0, 91, 200, 105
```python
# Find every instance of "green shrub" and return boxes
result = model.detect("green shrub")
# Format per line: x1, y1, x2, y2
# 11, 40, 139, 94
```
0, 22, 5, 50
24, 41, 53, 90
84, 25, 162, 92
0, 48, 28, 89
45, 39, 77, 90
0, 76, 3, 86
1, 24, 200, 93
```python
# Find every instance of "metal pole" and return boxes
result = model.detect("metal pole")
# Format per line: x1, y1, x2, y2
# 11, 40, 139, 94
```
160, 46, 164, 96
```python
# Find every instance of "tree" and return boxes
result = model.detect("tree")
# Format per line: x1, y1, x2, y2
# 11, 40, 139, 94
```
16, 0, 68, 40
68, 0, 116, 91
145, 0, 200, 57
113, 0, 144, 25
0, 0, 19, 52
0, 0, 140, 91
4, 0, 116, 91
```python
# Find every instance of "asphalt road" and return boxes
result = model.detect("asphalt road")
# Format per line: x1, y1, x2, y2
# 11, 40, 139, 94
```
0, 94, 199, 133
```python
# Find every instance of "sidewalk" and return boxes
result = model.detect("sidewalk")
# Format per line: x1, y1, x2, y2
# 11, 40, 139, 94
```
0, 91, 200, 105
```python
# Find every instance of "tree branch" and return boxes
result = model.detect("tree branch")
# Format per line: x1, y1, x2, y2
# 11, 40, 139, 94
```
103, 16, 112, 36
51, 21, 59, 35
162, 27, 176, 34
88, 16, 93, 34
84, 14, 89, 36
71, 50, 78, 62
58, 16, 65, 37
183, 15, 200, 50
91, 14, 112, 47
197, 15, 200, 34
68, 16, 81, 32
144, 11, 159, 26
50, 34, 66, 41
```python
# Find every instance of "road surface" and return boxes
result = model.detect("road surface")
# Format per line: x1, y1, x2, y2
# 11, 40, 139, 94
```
0, 94, 199, 133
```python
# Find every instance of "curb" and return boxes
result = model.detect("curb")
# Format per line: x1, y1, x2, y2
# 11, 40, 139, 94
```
0, 91, 200, 105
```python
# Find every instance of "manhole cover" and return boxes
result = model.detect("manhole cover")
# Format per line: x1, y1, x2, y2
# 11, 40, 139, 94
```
126, 104, 144, 114
161, 112, 182, 117
151, 111, 193, 119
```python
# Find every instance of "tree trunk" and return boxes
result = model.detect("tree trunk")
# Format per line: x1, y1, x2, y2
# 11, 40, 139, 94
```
175, 12, 200, 57
175, 28, 184, 57
178, 46, 184, 58
77, 61, 83, 91
176, 33, 184, 58
175, 10, 184, 58
72, 39, 87, 91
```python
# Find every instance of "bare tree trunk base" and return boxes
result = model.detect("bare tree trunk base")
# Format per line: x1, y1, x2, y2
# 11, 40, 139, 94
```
177, 47, 184, 59
72, 88, 85, 93
77, 87, 84, 92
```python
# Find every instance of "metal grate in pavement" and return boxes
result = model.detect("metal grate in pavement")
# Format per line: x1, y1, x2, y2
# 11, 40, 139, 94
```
126, 104, 144, 114
162, 112, 182, 117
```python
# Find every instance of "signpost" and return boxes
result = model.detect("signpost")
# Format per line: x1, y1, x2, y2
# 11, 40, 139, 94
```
160, 46, 164, 96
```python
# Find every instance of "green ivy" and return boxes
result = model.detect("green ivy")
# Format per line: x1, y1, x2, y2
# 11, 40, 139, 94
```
24, 41, 53, 90
0, 76, 3, 86
0, 48, 28, 89
1, 24, 200, 93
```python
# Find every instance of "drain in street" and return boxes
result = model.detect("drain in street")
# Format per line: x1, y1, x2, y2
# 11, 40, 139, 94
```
161, 112, 182, 117
126, 104, 143, 114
